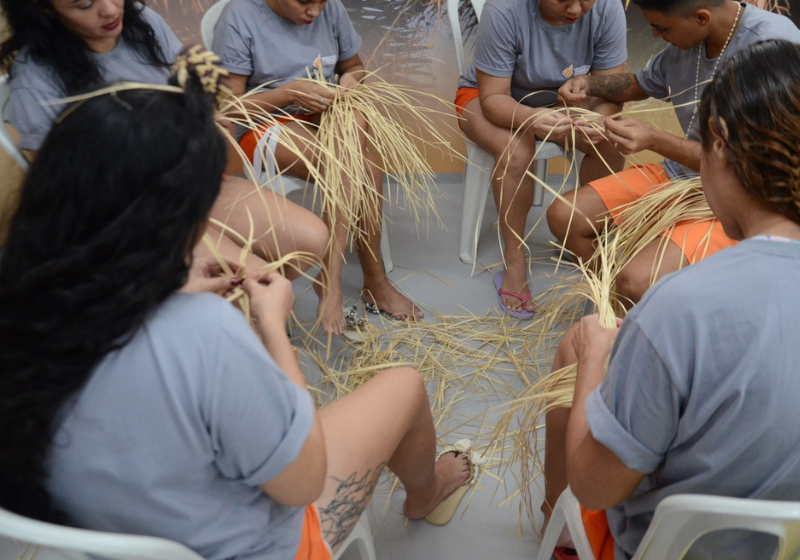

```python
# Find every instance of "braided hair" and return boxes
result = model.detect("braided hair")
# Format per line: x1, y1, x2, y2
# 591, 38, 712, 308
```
699, 39, 800, 225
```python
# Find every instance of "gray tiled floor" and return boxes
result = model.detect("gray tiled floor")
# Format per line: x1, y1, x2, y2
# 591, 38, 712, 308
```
288, 173, 571, 560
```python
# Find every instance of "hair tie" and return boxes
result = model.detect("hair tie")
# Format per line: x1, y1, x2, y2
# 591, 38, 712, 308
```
171, 45, 233, 107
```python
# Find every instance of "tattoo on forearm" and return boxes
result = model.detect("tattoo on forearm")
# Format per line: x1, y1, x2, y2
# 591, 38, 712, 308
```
587, 74, 635, 102
319, 463, 387, 549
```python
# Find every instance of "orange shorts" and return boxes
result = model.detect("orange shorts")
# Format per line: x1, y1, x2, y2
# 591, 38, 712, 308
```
580, 506, 616, 560
238, 114, 315, 163
588, 163, 736, 264
294, 504, 332, 560
454, 87, 480, 118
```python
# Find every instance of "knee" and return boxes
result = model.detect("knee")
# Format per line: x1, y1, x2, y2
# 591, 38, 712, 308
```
377, 367, 428, 408
546, 195, 575, 243
615, 265, 651, 308
302, 216, 330, 260
495, 141, 536, 180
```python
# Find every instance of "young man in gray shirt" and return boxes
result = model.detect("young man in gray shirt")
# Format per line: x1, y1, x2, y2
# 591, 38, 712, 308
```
546, 0, 800, 305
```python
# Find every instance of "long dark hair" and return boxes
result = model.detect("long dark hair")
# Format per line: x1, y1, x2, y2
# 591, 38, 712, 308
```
0, 70, 227, 522
0, 0, 171, 94
699, 39, 800, 224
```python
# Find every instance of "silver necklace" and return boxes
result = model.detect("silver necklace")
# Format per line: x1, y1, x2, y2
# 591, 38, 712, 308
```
686, 1, 742, 133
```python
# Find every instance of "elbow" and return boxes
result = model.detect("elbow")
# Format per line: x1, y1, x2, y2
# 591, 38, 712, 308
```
569, 475, 615, 511
567, 464, 640, 512
267, 454, 327, 508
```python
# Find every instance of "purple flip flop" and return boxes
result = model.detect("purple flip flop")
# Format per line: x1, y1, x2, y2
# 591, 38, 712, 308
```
493, 271, 535, 319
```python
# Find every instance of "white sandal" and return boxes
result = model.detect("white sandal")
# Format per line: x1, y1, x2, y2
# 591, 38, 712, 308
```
424, 439, 486, 525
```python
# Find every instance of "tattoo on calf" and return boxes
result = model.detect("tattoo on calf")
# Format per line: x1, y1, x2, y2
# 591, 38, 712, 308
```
588, 74, 634, 102
319, 463, 387, 549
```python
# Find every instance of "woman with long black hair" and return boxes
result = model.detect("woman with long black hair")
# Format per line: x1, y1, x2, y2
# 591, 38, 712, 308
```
1, 0, 328, 278
0, 56, 474, 560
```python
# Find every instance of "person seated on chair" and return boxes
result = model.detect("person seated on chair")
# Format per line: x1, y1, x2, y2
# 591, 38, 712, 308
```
541, 39, 800, 560
455, 0, 627, 319
0, 58, 479, 560
547, 0, 800, 307
211, 0, 423, 335
0, 0, 328, 280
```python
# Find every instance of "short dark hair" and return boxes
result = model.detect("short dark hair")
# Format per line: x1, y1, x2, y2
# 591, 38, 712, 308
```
700, 39, 800, 224
631, 0, 726, 17
0, 69, 226, 522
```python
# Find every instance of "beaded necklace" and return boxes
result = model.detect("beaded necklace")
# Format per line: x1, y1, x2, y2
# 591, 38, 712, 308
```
685, 1, 742, 133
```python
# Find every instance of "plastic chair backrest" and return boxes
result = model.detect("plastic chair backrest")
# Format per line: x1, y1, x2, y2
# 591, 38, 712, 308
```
447, 0, 485, 75
0, 507, 206, 560
632, 494, 800, 560
0, 74, 30, 170
201, 0, 232, 49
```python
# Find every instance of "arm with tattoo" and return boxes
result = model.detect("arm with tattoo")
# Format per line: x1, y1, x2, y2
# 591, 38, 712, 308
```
559, 73, 649, 106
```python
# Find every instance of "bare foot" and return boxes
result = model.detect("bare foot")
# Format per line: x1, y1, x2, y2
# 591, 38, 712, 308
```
316, 282, 346, 335
362, 282, 423, 321
403, 451, 470, 519
500, 267, 535, 314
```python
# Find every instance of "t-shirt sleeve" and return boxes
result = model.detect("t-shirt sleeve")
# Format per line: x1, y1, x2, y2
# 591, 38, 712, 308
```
141, 6, 184, 62
634, 47, 671, 99
472, 3, 518, 79
204, 305, 315, 486
9, 64, 63, 151
591, 0, 627, 70
331, 0, 362, 62
212, 12, 255, 76
151, 10, 184, 62
584, 316, 683, 474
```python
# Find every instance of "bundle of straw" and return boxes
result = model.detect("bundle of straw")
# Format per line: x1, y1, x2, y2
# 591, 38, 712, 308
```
490, 173, 712, 527
218, 69, 464, 244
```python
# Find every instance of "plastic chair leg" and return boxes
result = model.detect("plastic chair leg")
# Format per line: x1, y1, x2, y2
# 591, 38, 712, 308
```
333, 515, 376, 560
459, 142, 494, 264
537, 487, 596, 560
380, 214, 393, 274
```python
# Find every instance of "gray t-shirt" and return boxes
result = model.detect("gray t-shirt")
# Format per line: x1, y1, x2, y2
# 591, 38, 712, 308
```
46, 294, 316, 560
635, 4, 800, 180
586, 239, 800, 560
213, 0, 362, 101
458, 0, 627, 107
9, 6, 183, 151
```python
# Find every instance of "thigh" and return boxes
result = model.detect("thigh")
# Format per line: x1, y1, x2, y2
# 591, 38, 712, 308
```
589, 164, 671, 224
554, 183, 612, 234
315, 368, 426, 549
621, 235, 687, 287
460, 97, 521, 159
665, 217, 736, 264
211, 176, 323, 268
271, 121, 323, 180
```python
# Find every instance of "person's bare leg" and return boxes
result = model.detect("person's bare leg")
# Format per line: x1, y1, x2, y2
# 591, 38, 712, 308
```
574, 135, 625, 186
210, 176, 328, 279
493, 138, 539, 312
460, 98, 537, 313
541, 322, 579, 532
195, 223, 271, 275
616, 238, 687, 308
546, 184, 611, 263
317, 368, 470, 552
270, 122, 353, 334
357, 146, 422, 320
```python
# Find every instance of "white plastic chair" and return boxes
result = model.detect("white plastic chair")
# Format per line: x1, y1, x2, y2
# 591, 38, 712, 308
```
446, 0, 577, 264
200, 0, 231, 49
0, 505, 376, 560
0, 74, 30, 171
537, 486, 800, 560
201, 0, 393, 273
